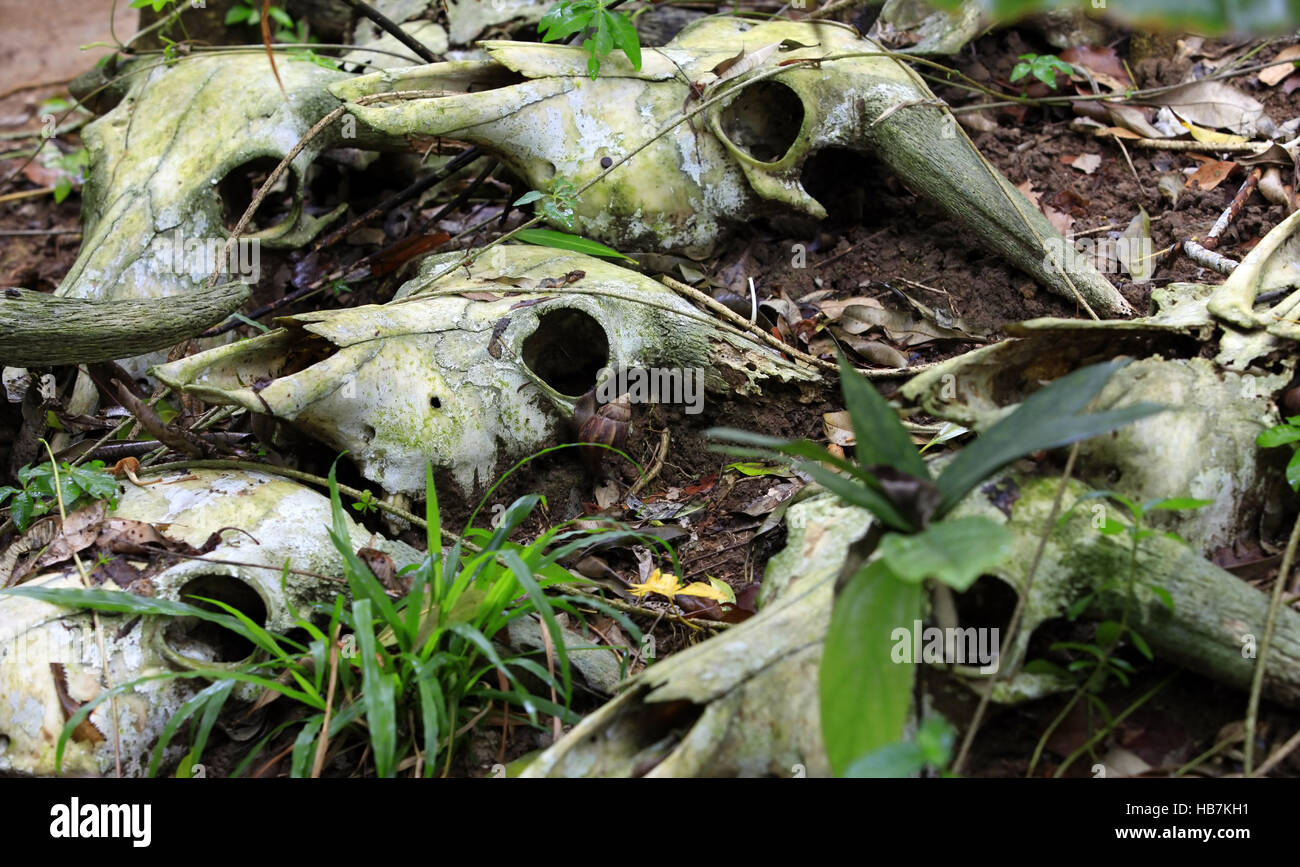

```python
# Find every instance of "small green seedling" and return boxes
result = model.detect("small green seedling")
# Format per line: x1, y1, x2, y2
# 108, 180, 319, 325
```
1010, 53, 1074, 89
539, 0, 641, 79
0, 459, 119, 531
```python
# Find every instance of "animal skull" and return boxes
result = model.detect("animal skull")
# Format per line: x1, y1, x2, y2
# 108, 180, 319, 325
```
152, 245, 819, 495
49, 16, 1128, 326
336, 16, 1129, 313
0, 469, 419, 776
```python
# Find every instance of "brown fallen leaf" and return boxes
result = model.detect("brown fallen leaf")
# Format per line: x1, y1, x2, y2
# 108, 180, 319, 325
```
1061, 45, 1134, 91
1259, 45, 1300, 87
1187, 160, 1237, 191
1067, 153, 1103, 174
50, 663, 105, 745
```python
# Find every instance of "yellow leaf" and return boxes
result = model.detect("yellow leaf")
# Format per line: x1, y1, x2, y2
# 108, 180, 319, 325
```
627, 569, 729, 603
677, 582, 729, 602
1180, 119, 1248, 145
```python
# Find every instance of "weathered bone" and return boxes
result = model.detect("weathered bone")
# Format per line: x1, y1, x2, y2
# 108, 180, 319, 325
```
153, 245, 819, 494
335, 17, 1130, 313
0, 469, 420, 776
44, 15, 1129, 343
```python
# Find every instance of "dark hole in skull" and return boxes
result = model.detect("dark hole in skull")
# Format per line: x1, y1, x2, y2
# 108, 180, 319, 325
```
217, 156, 299, 234
799, 148, 887, 227
718, 80, 804, 163
953, 575, 1019, 634
164, 575, 268, 663
521, 308, 609, 397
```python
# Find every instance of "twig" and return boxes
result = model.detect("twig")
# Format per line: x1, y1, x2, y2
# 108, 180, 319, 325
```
340, 0, 441, 63
1244, 509, 1300, 774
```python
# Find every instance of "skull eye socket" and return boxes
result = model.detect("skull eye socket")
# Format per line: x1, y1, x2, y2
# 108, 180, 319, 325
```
718, 80, 804, 164
164, 575, 269, 664
217, 156, 300, 235
521, 308, 610, 397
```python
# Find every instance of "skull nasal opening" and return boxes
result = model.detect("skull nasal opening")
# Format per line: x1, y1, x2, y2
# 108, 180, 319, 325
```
718, 80, 804, 163
521, 308, 609, 397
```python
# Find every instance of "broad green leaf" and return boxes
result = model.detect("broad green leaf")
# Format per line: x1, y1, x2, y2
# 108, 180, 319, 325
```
1149, 584, 1175, 613
607, 8, 641, 69
936, 360, 1163, 515
876, 517, 1013, 591
513, 228, 636, 262
1288, 449, 1300, 491
512, 190, 545, 206
820, 559, 922, 776
836, 355, 928, 479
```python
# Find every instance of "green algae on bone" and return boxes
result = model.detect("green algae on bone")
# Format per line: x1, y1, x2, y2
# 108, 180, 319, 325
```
153, 245, 819, 496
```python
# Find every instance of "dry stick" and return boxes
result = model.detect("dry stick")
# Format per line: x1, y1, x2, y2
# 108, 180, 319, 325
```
204, 158, 498, 336
661, 274, 941, 378
1244, 509, 1300, 775
1200, 167, 1263, 253
1252, 725, 1300, 778
1182, 167, 1262, 275
311, 620, 343, 778
208, 103, 348, 288
340, 0, 441, 63
1122, 137, 1273, 154
951, 442, 1082, 776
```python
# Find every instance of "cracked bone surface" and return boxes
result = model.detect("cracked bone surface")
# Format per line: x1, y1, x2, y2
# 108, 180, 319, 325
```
152, 245, 820, 495
0, 470, 420, 777
336, 16, 1128, 314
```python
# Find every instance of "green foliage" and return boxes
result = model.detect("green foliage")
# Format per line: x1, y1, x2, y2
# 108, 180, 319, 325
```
513, 228, 638, 262
1010, 53, 1073, 89
923, 0, 1300, 34
351, 489, 380, 515
129, 0, 180, 11
514, 179, 579, 231
539, 0, 641, 79
225, 1, 294, 31
1035, 491, 1207, 688
3, 461, 643, 777
50, 148, 90, 204
1258, 415, 1300, 492
711, 357, 1164, 775
0, 459, 119, 532
844, 715, 956, 778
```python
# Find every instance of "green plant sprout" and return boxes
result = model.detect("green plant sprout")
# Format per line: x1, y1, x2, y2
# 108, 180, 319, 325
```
539, 0, 641, 79
1010, 53, 1073, 89
712, 357, 1163, 776
0, 459, 119, 532
1025, 491, 1209, 776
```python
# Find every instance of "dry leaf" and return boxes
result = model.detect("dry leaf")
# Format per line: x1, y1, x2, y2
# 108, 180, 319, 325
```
822, 410, 855, 446
1181, 119, 1248, 145
1060, 45, 1133, 91
1068, 153, 1102, 174
1259, 45, 1300, 87
1187, 160, 1236, 191
1151, 81, 1264, 136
